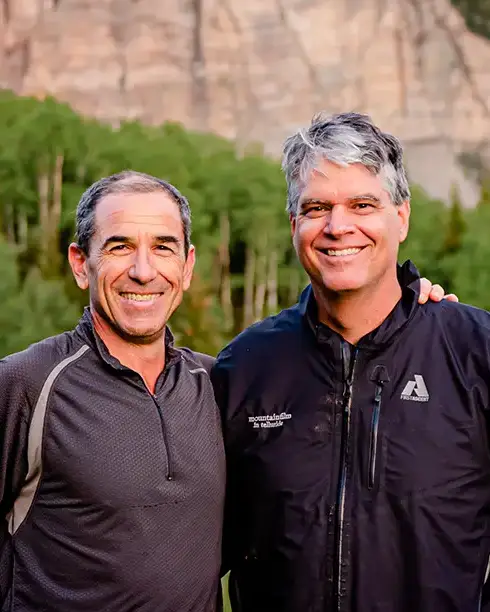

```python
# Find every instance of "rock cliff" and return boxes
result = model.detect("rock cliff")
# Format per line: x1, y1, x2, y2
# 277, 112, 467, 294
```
1, 0, 489, 204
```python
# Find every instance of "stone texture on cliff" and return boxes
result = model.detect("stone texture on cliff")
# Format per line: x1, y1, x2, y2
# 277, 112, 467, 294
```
1, 0, 489, 204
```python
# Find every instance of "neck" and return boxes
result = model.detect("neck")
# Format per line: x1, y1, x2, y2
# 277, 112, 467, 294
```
313, 272, 402, 345
91, 309, 166, 393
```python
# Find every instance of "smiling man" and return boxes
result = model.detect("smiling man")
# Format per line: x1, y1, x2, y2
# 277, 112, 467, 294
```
0, 171, 225, 612
290, 155, 411, 344
213, 113, 490, 612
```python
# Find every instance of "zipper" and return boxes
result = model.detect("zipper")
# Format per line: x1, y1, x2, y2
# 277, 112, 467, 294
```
137, 369, 174, 481
367, 385, 383, 490
367, 366, 389, 490
325, 504, 337, 605
149, 392, 174, 481
336, 342, 358, 609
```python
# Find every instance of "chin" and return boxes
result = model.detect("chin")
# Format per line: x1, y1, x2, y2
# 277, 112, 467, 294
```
320, 274, 367, 294
129, 331, 164, 344
117, 322, 165, 341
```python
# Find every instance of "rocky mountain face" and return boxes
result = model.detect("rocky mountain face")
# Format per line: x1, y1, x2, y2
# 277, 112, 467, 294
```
1, 0, 489, 205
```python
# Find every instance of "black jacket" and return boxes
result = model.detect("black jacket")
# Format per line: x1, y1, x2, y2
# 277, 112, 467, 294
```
0, 309, 225, 612
212, 261, 490, 612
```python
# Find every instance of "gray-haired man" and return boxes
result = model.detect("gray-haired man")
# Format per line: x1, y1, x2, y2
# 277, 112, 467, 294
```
0, 171, 225, 612
212, 112, 485, 612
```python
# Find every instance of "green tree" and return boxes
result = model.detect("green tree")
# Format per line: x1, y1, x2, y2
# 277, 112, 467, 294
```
441, 185, 467, 255
0, 90, 489, 358
398, 185, 448, 279
442, 202, 490, 309
0, 239, 81, 358
451, 0, 490, 40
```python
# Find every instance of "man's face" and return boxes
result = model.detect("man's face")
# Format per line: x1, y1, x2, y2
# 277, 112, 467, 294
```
290, 159, 410, 294
69, 191, 195, 343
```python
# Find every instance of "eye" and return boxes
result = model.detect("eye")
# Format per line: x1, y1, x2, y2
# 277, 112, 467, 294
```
109, 244, 129, 253
155, 244, 175, 254
354, 202, 375, 212
302, 205, 329, 218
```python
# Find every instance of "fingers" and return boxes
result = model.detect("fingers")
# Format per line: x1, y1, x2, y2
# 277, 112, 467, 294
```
418, 278, 433, 304
443, 293, 459, 302
418, 278, 459, 304
419, 278, 444, 304
428, 284, 445, 303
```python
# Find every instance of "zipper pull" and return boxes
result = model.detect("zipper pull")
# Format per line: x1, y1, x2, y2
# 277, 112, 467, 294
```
367, 366, 390, 490
370, 365, 390, 386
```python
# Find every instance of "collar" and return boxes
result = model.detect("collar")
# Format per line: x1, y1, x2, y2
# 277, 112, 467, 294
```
75, 307, 181, 371
300, 260, 421, 349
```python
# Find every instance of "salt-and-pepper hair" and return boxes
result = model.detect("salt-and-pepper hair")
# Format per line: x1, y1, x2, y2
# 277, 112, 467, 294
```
282, 112, 410, 215
75, 170, 192, 255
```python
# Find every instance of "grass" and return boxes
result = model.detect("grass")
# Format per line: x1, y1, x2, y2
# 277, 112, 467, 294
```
221, 573, 232, 611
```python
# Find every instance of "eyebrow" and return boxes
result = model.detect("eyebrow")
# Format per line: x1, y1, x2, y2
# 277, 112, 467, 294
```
349, 194, 381, 203
102, 235, 182, 249
299, 194, 381, 208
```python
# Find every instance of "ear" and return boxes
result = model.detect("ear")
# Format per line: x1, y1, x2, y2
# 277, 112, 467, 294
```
289, 213, 297, 238
397, 200, 411, 243
183, 245, 196, 292
68, 243, 89, 290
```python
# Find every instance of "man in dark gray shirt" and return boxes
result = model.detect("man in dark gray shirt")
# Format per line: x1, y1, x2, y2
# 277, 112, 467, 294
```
0, 171, 225, 612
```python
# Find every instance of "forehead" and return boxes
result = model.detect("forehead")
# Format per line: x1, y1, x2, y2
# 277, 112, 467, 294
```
94, 191, 184, 238
299, 159, 386, 202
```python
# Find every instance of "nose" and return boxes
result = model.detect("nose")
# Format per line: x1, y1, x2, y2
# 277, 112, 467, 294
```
128, 248, 158, 284
324, 206, 355, 237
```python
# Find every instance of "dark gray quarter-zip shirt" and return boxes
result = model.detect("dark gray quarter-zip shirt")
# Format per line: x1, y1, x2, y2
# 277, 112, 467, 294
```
0, 310, 225, 612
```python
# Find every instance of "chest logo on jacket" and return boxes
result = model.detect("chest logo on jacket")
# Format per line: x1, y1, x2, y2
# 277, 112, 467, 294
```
248, 413, 292, 429
400, 374, 430, 402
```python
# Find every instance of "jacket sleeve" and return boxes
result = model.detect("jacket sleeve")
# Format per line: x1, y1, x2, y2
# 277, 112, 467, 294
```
0, 357, 30, 523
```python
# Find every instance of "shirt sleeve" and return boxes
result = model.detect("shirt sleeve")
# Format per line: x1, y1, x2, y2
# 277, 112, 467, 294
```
0, 356, 30, 605
0, 357, 30, 523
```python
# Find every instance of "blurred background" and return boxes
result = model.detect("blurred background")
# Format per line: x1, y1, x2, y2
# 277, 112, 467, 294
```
0, 0, 489, 358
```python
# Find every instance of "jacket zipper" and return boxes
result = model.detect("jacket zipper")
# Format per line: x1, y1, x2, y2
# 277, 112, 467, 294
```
367, 383, 383, 490
150, 392, 174, 481
367, 366, 389, 490
336, 343, 358, 609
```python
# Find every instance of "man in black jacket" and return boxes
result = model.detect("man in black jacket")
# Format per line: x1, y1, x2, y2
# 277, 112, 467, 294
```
0, 171, 225, 612
212, 113, 489, 612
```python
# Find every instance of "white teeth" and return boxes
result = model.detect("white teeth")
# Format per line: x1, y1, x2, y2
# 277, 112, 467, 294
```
325, 248, 362, 257
121, 293, 157, 302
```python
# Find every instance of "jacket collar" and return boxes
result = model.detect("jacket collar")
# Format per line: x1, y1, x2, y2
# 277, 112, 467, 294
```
299, 260, 421, 350
75, 307, 181, 371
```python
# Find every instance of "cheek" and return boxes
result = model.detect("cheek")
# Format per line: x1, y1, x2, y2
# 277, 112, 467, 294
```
157, 259, 187, 284
385, 216, 404, 248
359, 218, 395, 249
295, 221, 322, 252
93, 260, 127, 288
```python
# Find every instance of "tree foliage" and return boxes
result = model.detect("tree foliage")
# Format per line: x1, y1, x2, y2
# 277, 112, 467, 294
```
0, 91, 489, 358
0, 238, 80, 356
451, 0, 490, 40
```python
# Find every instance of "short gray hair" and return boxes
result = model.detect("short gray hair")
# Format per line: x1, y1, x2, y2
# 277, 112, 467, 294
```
282, 112, 410, 215
75, 170, 192, 255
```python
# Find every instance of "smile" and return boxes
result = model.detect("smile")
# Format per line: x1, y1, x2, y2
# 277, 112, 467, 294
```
321, 247, 363, 257
119, 292, 162, 302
